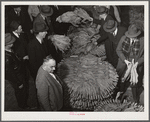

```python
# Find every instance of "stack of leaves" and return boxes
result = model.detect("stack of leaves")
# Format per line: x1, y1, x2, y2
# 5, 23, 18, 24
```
129, 6, 144, 31
50, 35, 71, 52
56, 7, 93, 27
57, 54, 118, 110
66, 23, 106, 57
94, 99, 144, 112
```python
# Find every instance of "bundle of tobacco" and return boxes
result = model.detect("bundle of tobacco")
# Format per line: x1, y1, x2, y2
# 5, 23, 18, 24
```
66, 23, 106, 58
50, 35, 71, 52
56, 7, 93, 27
94, 99, 144, 112
57, 54, 118, 110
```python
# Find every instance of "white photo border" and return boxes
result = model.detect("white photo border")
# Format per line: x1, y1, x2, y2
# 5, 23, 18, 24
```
1, 1, 149, 121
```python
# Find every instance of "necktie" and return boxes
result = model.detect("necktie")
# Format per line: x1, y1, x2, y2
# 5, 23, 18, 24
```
113, 31, 116, 36
130, 38, 134, 45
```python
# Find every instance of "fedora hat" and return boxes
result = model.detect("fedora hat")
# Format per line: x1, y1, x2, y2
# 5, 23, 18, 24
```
103, 20, 117, 32
10, 21, 20, 31
33, 22, 49, 32
5, 33, 16, 46
40, 5, 53, 16
125, 24, 141, 38
94, 6, 108, 15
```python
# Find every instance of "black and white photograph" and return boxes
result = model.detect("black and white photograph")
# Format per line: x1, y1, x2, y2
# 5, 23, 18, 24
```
1, 1, 149, 121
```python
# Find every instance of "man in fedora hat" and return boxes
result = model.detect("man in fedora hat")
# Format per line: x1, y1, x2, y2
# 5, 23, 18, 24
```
33, 5, 54, 35
115, 24, 144, 104
94, 6, 115, 64
103, 19, 127, 68
7, 5, 32, 40
5, 33, 29, 110
10, 20, 29, 60
28, 22, 50, 80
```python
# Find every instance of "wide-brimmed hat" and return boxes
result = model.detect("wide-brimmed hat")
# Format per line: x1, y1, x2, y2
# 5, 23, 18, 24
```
10, 21, 20, 31
5, 33, 16, 46
40, 5, 53, 16
103, 20, 117, 32
125, 24, 141, 38
33, 22, 49, 32
94, 6, 108, 15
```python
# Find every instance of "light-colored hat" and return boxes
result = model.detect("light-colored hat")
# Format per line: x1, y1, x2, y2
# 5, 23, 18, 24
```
103, 20, 117, 32
40, 5, 53, 16
125, 24, 141, 38
94, 6, 108, 15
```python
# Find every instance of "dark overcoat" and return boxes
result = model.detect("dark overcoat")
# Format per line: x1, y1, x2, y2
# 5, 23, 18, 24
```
28, 37, 49, 79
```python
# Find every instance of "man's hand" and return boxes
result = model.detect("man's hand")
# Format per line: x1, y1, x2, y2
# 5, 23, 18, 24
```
19, 84, 23, 89
91, 38, 97, 45
124, 60, 131, 66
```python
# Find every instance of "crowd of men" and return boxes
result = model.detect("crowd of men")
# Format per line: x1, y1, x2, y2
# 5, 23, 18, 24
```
5, 5, 144, 111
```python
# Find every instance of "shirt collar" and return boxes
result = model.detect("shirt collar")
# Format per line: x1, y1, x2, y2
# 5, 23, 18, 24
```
113, 28, 118, 36
41, 14, 46, 20
49, 73, 62, 86
103, 15, 107, 21
36, 36, 43, 44
13, 31, 19, 38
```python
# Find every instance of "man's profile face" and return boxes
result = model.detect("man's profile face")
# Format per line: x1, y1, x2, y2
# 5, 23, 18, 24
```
14, 7, 21, 13
46, 59, 56, 73
16, 25, 22, 34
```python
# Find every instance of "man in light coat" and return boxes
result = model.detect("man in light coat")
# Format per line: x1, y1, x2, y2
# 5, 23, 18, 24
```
36, 55, 63, 111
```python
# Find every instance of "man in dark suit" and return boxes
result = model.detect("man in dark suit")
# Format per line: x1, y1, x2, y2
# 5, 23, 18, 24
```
33, 5, 54, 35
93, 6, 115, 65
5, 33, 29, 110
94, 6, 115, 43
28, 22, 50, 80
7, 5, 33, 40
36, 55, 63, 111
103, 19, 127, 68
10, 21, 28, 60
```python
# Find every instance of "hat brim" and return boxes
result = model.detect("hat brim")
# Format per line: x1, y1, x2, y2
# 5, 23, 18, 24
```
5, 36, 16, 46
40, 7, 53, 16
103, 21, 117, 32
33, 26, 49, 33
125, 30, 141, 38
95, 6, 108, 15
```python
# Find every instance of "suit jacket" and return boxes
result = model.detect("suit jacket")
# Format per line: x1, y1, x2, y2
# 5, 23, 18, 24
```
33, 13, 54, 34
28, 37, 49, 79
8, 6, 32, 32
108, 26, 127, 49
48, 41, 63, 64
5, 51, 26, 88
97, 14, 114, 44
116, 35, 144, 77
12, 33, 28, 59
36, 66, 63, 111
106, 26, 127, 67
